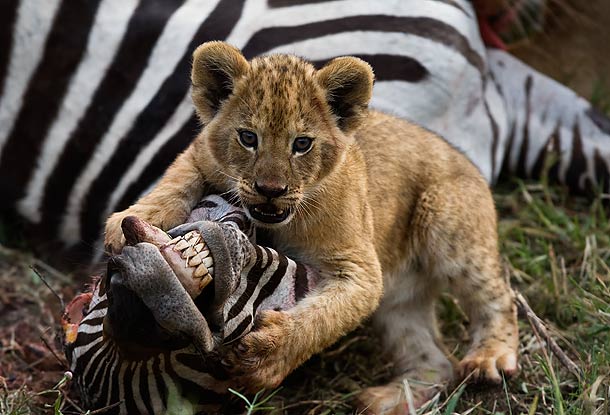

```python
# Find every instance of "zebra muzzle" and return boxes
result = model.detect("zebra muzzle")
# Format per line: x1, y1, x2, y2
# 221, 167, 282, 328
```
121, 216, 214, 298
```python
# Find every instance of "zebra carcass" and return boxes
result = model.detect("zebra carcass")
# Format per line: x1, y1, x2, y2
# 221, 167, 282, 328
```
62, 195, 320, 414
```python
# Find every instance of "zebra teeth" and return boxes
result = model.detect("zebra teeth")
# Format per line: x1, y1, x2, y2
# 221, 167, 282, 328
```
194, 263, 208, 278
173, 239, 190, 251
168, 236, 182, 245
198, 274, 213, 290
181, 246, 197, 259
203, 256, 213, 269
188, 254, 202, 267
184, 231, 199, 242
194, 243, 205, 253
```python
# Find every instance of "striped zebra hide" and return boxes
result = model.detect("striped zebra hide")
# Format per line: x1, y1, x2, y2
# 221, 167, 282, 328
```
1, 0, 609, 261
62, 195, 320, 414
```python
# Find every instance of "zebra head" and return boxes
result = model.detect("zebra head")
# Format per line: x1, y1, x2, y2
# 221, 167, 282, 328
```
62, 195, 319, 413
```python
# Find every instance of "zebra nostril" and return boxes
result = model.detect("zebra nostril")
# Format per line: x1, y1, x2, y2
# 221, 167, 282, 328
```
254, 181, 288, 198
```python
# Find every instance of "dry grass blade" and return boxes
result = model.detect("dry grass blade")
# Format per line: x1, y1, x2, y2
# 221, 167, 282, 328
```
30, 265, 65, 310
515, 291, 581, 379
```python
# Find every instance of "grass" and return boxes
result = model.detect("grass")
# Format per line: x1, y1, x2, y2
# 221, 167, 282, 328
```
590, 79, 610, 114
229, 387, 285, 414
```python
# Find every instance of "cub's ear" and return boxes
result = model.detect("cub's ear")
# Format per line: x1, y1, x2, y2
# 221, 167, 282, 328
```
316, 57, 374, 133
191, 41, 249, 123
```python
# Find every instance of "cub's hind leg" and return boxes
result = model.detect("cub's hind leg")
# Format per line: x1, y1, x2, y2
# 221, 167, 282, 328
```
356, 174, 519, 415
447, 235, 518, 382
414, 175, 519, 383
356, 272, 455, 415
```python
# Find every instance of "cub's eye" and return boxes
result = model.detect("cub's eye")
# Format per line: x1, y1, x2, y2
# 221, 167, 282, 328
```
292, 137, 313, 154
238, 130, 258, 149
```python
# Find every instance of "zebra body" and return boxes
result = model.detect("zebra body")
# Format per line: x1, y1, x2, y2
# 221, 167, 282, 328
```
64, 195, 320, 413
1, 0, 609, 258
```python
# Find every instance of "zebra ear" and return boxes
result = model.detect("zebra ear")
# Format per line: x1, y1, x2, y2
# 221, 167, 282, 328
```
191, 41, 249, 123
316, 57, 374, 133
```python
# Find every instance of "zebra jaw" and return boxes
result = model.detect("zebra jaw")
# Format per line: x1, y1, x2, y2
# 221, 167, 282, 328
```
121, 216, 215, 298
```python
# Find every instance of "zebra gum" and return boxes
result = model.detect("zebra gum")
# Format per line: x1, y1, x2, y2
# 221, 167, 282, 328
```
120, 215, 214, 298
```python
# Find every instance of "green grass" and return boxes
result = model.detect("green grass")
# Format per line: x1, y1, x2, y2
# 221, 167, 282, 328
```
1, 372, 74, 415
495, 180, 609, 415
590, 79, 610, 115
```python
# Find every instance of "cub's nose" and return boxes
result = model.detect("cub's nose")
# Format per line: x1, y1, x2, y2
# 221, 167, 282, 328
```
254, 181, 288, 198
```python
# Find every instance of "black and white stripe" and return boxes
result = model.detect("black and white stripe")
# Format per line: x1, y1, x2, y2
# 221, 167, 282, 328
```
68, 289, 232, 413
1, 0, 609, 259
487, 49, 610, 194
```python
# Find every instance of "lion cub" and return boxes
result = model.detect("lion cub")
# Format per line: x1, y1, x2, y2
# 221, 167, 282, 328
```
105, 42, 518, 413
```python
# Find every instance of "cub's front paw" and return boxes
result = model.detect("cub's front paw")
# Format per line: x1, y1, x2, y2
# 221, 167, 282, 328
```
459, 343, 518, 383
224, 310, 295, 392
104, 212, 128, 254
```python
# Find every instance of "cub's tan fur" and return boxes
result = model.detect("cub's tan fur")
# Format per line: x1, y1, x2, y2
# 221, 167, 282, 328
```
105, 42, 518, 414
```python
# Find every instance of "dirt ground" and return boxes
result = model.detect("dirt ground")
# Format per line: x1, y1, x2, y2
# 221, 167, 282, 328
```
0, 248, 76, 412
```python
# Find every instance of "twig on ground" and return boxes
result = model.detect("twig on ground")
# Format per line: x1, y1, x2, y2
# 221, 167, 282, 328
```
515, 291, 582, 379
278, 399, 350, 411
84, 400, 123, 414
63, 394, 86, 414
30, 265, 65, 310
322, 335, 367, 358
39, 328, 68, 370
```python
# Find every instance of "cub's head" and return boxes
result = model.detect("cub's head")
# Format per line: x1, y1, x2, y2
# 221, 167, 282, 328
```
191, 41, 374, 227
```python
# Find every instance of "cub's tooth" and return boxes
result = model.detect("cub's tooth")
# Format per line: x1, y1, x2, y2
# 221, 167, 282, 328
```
203, 256, 213, 269
188, 255, 202, 266
194, 264, 208, 278
181, 247, 197, 259
207, 266, 214, 276
194, 243, 204, 253
174, 239, 190, 251
199, 274, 213, 290
200, 248, 210, 257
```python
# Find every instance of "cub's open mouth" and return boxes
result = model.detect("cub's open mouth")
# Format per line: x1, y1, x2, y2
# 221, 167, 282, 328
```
247, 203, 291, 224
